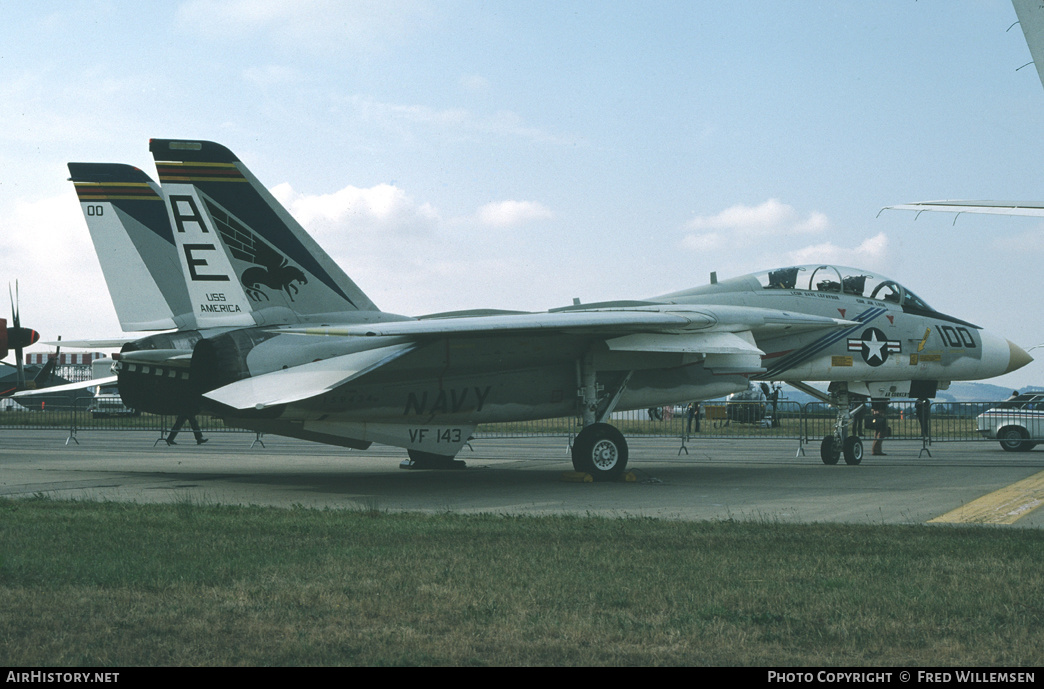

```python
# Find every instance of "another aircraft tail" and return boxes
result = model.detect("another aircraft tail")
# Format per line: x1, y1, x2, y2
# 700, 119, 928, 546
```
148, 139, 379, 329
69, 163, 193, 331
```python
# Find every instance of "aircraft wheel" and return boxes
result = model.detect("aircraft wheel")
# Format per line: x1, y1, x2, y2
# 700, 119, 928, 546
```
572, 423, 628, 481
843, 436, 863, 465
820, 436, 840, 465
998, 427, 1032, 452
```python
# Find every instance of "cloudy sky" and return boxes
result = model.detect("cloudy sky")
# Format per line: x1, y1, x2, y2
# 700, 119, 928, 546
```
2, 1, 1042, 388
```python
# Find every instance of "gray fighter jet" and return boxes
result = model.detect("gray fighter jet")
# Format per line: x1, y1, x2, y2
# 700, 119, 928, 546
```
50, 140, 1031, 479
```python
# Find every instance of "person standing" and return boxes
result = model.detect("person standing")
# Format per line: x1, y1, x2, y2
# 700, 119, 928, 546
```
915, 398, 931, 442
869, 403, 889, 456
686, 401, 701, 436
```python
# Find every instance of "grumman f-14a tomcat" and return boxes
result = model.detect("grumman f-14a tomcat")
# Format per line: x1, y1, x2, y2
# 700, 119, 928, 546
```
38, 139, 1030, 480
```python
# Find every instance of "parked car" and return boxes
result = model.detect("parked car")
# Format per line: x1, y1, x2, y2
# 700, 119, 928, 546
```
88, 381, 139, 418
976, 393, 1043, 452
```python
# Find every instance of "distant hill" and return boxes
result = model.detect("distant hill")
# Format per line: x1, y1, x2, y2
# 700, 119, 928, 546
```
716, 382, 1042, 405
934, 382, 1022, 403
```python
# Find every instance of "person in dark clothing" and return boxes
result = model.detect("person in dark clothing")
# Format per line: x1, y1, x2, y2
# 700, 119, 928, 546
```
915, 398, 931, 441
868, 403, 889, 456
686, 401, 701, 435
167, 415, 208, 445
851, 401, 868, 437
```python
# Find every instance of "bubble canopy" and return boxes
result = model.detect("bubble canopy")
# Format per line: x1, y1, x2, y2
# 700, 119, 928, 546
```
756, 265, 934, 312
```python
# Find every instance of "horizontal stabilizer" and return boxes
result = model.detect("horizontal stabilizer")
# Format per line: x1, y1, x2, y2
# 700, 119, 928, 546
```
204, 343, 414, 410
12, 375, 118, 398
43, 338, 133, 349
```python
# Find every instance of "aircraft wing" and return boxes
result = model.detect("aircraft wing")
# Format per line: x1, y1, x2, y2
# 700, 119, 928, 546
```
11, 375, 118, 398
195, 306, 854, 412
205, 306, 851, 410
1014, 0, 1044, 93
879, 3, 1044, 223
882, 200, 1044, 218
281, 306, 853, 339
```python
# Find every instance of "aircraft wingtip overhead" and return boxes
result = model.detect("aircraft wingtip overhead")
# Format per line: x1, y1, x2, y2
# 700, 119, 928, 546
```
148, 138, 238, 163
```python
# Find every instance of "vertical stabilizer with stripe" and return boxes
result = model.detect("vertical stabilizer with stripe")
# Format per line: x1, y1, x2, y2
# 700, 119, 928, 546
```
69, 163, 194, 331
149, 139, 379, 328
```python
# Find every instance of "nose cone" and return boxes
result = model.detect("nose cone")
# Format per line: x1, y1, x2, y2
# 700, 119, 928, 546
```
977, 332, 1034, 379
1005, 339, 1033, 374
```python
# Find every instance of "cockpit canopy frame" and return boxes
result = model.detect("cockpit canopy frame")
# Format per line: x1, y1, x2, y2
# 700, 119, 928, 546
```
757, 265, 934, 312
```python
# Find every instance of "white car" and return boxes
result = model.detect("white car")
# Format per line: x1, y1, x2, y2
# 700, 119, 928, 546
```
88, 382, 138, 419
976, 393, 1044, 452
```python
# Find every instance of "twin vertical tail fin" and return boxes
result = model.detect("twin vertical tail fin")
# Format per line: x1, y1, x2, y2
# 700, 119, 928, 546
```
148, 139, 379, 329
69, 163, 193, 331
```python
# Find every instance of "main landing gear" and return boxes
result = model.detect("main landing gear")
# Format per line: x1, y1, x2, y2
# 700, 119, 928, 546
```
570, 354, 633, 482
819, 387, 865, 466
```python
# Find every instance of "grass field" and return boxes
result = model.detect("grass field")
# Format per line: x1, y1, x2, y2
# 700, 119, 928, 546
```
2, 497, 1043, 666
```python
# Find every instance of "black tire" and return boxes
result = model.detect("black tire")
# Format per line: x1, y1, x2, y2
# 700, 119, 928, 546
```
572, 423, 628, 481
843, 436, 863, 465
820, 435, 840, 465
998, 426, 1031, 452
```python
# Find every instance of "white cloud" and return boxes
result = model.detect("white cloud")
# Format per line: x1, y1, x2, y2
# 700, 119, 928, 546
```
0, 192, 124, 343
686, 198, 828, 235
793, 211, 829, 233
782, 232, 890, 268
262, 181, 563, 314
681, 199, 830, 255
271, 181, 439, 239
476, 200, 553, 228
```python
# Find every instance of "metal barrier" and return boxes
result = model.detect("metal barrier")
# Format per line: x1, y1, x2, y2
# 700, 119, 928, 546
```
0, 397, 252, 446
473, 402, 804, 440
1, 399, 1040, 451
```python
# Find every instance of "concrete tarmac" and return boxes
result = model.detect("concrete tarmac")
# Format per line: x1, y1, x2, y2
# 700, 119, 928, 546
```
1, 429, 1043, 527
